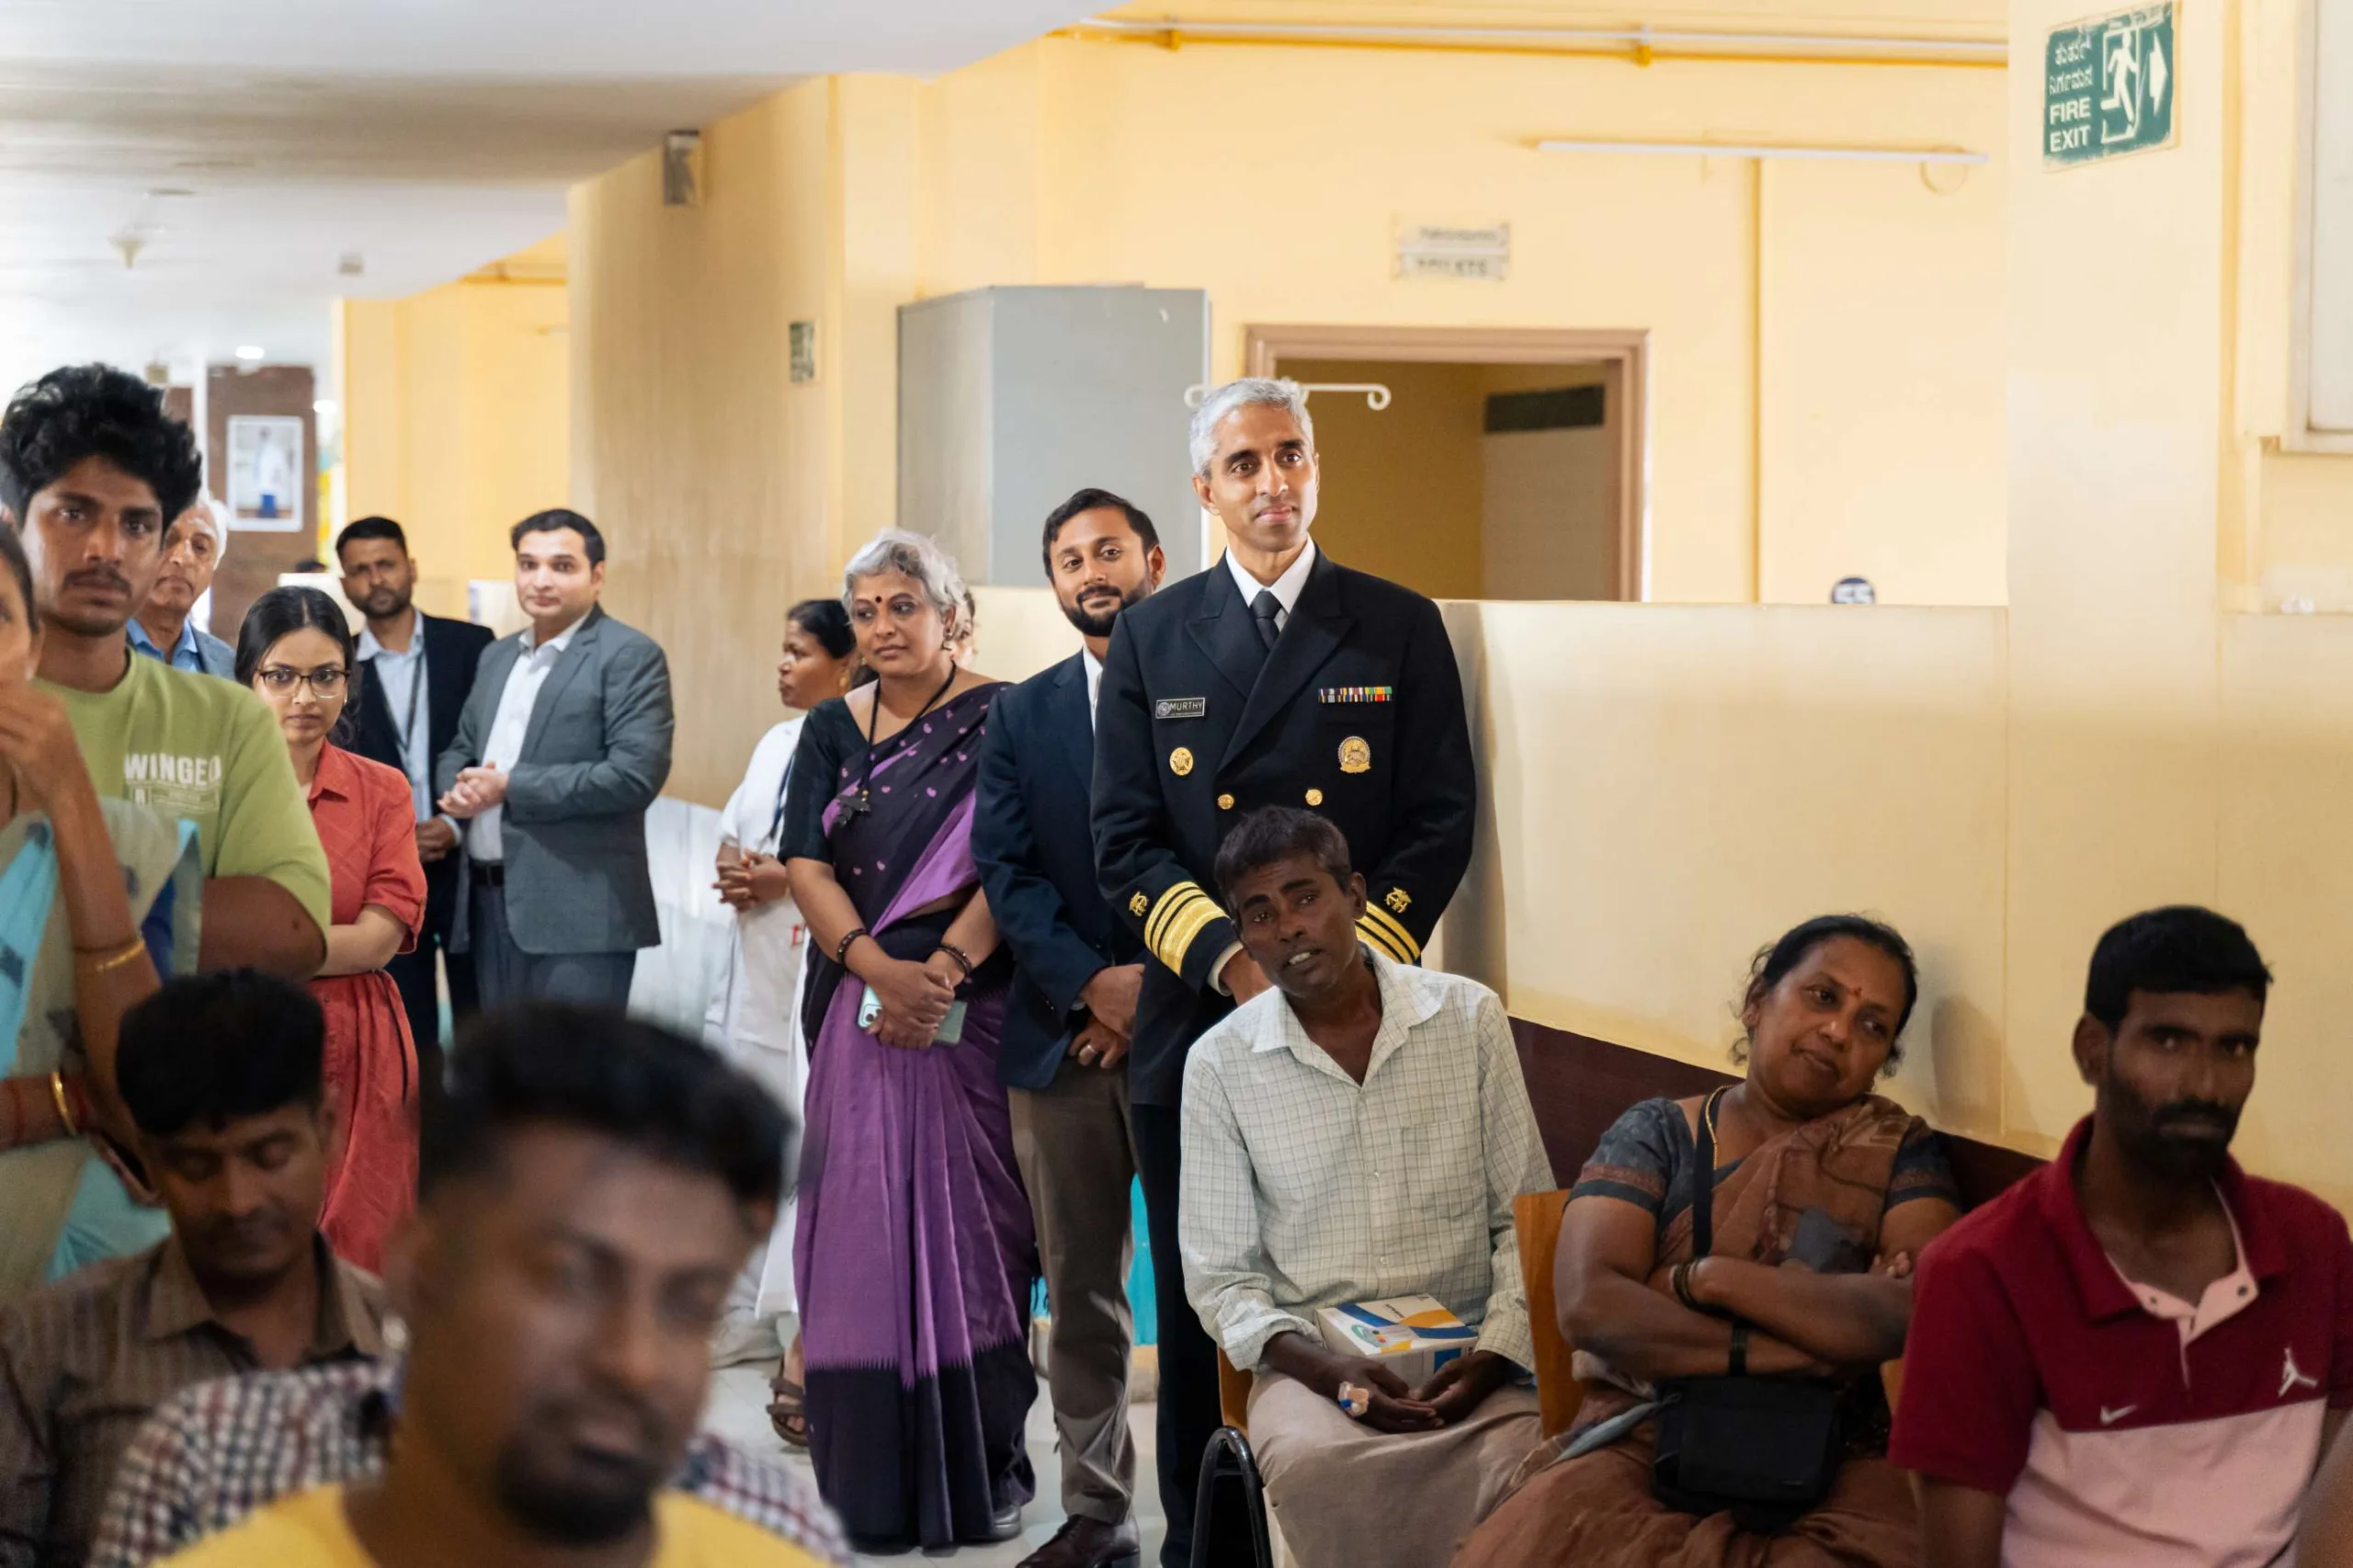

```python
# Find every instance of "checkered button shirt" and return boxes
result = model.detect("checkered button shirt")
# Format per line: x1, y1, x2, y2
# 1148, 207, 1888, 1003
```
89, 1358, 850, 1568
1177, 950, 1554, 1372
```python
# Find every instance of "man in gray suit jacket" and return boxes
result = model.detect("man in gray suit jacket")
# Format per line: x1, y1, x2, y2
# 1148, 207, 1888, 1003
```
435, 509, 674, 1007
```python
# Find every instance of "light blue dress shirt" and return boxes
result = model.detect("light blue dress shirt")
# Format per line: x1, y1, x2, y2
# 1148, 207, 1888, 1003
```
357, 627, 433, 822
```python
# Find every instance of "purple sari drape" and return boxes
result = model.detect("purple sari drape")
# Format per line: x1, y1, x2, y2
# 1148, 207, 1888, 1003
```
791, 685, 1039, 1550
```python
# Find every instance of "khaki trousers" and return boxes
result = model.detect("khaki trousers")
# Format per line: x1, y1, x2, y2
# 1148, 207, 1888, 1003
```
1008, 1057, 1141, 1523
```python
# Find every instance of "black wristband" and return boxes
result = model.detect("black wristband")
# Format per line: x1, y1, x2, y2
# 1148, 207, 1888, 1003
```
1672, 1261, 1701, 1312
1728, 1321, 1750, 1378
834, 927, 870, 967
934, 941, 975, 982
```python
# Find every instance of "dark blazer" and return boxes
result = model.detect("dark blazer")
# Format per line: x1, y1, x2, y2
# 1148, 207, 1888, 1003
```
1092, 549, 1476, 1107
973, 651, 1145, 1092
350, 612, 495, 790
351, 612, 494, 941
435, 606, 674, 956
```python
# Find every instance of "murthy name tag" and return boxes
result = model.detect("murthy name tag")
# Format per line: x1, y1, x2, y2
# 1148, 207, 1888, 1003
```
1155, 698, 1209, 721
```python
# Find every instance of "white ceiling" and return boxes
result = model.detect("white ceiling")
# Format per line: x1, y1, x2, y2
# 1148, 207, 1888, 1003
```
0, 0, 1099, 392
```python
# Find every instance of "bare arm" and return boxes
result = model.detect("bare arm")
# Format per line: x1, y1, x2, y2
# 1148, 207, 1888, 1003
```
0, 686, 156, 1147
935, 885, 999, 969
1686, 1199, 1961, 1369
196, 876, 325, 979
1555, 1195, 1830, 1383
318, 904, 407, 977
2303, 1411, 2353, 1563
1915, 1477, 2006, 1568
784, 856, 954, 1048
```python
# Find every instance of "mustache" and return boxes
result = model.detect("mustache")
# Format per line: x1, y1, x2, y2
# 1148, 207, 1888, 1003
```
63, 569, 130, 595
2153, 1100, 2239, 1131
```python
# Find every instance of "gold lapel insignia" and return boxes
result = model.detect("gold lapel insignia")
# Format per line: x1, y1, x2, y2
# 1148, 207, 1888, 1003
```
1338, 736, 1371, 774
1170, 746, 1195, 778
1130, 892, 1150, 916
1386, 887, 1412, 915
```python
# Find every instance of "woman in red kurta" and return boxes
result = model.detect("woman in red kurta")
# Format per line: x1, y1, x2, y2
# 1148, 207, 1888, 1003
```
236, 586, 427, 1268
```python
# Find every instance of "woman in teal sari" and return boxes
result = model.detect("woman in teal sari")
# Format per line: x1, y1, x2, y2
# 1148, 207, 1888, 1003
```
0, 525, 199, 1299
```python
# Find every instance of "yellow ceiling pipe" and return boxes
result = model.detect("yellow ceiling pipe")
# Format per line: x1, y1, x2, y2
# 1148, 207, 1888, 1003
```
1058, 15, 2006, 70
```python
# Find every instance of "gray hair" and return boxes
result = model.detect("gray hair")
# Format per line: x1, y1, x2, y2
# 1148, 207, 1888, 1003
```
176, 493, 228, 560
1188, 378, 1315, 478
841, 528, 968, 630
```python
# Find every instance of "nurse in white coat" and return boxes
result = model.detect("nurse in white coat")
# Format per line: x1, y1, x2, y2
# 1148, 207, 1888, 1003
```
705, 598, 856, 1414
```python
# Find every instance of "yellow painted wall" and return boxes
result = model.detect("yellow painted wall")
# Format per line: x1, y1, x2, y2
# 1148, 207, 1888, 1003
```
570, 79, 843, 809
565, 14, 2353, 1209
336, 234, 570, 616
1028, 38, 2006, 607
1282, 358, 1489, 599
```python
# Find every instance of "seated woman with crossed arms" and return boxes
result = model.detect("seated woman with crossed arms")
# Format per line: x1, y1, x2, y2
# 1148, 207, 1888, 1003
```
1458, 915, 1963, 1568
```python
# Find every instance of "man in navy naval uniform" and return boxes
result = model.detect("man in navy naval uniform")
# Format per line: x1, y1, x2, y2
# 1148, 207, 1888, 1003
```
1092, 377, 1476, 1566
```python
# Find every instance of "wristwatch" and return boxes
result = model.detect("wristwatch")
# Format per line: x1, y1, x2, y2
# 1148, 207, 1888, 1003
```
1728, 1321, 1750, 1378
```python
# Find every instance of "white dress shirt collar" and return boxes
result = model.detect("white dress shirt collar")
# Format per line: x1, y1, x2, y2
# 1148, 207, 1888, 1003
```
1224, 538, 1318, 619
1081, 647, 1105, 729
521, 609, 593, 654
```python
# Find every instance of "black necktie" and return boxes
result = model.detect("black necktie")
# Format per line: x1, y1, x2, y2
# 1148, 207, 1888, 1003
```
1251, 589, 1283, 654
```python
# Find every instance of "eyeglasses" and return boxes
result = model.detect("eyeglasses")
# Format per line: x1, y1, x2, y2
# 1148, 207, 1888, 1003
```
256, 665, 347, 693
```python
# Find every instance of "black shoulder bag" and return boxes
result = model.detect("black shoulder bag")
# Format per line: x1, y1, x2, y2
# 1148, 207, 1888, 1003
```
1649, 1089, 1844, 1533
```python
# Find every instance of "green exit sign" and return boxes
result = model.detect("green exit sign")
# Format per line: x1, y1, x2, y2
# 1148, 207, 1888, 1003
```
2045, 3, 2177, 167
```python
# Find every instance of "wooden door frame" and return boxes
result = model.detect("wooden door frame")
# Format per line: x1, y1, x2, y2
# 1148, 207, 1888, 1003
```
1245, 324, 1650, 602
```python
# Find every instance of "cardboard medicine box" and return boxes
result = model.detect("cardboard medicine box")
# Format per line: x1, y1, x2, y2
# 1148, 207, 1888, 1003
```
1314, 1294, 1480, 1385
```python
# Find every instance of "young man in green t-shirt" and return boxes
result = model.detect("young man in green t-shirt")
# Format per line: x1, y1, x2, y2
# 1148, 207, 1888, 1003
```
0, 366, 328, 977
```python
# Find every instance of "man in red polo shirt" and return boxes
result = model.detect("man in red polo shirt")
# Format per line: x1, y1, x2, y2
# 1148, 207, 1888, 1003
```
1893, 905, 2353, 1568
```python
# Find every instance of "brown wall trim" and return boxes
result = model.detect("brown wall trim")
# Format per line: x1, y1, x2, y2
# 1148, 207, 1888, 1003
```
1508, 1015, 2043, 1210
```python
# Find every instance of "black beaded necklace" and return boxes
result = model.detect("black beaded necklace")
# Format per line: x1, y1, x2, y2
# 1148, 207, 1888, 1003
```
846, 666, 960, 815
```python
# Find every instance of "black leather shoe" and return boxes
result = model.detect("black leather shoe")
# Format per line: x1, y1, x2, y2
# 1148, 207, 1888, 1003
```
966, 1498, 1023, 1545
1017, 1515, 1142, 1568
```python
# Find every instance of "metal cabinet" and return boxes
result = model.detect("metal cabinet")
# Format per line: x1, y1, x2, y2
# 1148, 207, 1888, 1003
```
898, 286, 1210, 583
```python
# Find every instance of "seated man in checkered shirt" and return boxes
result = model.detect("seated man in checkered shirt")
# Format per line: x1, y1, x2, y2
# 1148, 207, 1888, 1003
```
1176, 807, 1554, 1568
91, 1005, 850, 1568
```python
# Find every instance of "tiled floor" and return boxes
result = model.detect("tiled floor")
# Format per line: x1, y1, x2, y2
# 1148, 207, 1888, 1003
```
702, 1359, 1169, 1566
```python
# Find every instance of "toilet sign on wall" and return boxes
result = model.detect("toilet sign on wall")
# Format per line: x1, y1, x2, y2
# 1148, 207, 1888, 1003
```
2044, 2, 2177, 166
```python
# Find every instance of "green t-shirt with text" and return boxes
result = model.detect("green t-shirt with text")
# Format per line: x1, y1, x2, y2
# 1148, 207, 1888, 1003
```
42, 652, 331, 937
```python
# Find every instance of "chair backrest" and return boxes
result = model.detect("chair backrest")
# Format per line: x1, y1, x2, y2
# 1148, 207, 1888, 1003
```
1513, 1188, 1586, 1438
1218, 1348, 1254, 1431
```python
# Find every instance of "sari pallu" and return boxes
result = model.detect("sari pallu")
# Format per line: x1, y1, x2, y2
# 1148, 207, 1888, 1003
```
790, 686, 1038, 1551
1457, 1096, 1938, 1568
0, 801, 202, 1299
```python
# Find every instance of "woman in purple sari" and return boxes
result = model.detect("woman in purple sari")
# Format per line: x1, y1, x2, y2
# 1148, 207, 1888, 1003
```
780, 529, 1038, 1553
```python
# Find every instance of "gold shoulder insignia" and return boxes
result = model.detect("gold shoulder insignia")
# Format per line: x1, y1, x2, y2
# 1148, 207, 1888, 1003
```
1385, 888, 1412, 915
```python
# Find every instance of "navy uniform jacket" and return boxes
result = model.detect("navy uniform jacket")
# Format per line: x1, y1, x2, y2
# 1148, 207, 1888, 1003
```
973, 651, 1146, 1092
1092, 550, 1476, 1108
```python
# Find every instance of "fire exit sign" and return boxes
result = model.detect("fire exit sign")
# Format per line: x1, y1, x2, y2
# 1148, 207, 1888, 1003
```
2045, 3, 2177, 167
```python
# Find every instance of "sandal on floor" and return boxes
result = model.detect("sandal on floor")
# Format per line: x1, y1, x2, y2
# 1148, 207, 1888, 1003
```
767, 1373, 811, 1449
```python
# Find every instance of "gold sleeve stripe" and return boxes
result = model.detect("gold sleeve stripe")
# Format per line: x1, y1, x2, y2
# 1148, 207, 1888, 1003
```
1358, 915, 1414, 964
1362, 903, 1423, 963
1158, 899, 1227, 971
1146, 883, 1211, 950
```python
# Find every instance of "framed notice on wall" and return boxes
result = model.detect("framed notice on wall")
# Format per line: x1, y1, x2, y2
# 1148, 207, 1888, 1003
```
225, 415, 304, 531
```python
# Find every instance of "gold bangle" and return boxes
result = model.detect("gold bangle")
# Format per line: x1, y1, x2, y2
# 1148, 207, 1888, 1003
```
74, 937, 147, 974
50, 1072, 79, 1139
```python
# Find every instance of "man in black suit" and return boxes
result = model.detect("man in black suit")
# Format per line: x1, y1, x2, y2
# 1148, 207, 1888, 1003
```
1093, 378, 1477, 1567
335, 516, 494, 1101
974, 489, 1167, 1568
